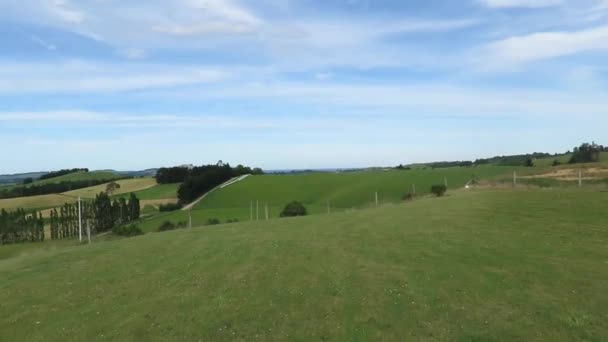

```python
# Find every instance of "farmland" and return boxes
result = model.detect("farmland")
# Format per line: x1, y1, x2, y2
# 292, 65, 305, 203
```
1, 189, 607, 340
0, 178, 159, 212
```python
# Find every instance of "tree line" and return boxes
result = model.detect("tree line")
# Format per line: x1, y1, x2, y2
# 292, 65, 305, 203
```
155, 163, 263, 185
0, 209, 45, 245
155, 162, 263, 204
569, 142, 604, 164
0, 178, 128, 200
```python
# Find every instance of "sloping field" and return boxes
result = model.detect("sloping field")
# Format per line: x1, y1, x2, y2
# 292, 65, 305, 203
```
197, 166, 533, 210
1, 189, 606, 340
114, 183, 180, 201
65, 178, 157, 199
0, 194, 71, 211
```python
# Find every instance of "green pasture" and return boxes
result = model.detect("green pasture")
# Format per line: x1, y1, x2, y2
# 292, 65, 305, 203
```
1, 189, 606, 340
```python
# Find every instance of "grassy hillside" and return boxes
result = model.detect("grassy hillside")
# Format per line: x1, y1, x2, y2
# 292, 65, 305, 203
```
1, 189, 606, 340
136, 166, 545, 231
199, 166, 530, 209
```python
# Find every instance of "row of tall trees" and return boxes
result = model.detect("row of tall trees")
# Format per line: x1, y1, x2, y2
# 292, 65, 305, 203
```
0, 209, 45, 245
0, 192, 141, 244
50, 193, 141, 240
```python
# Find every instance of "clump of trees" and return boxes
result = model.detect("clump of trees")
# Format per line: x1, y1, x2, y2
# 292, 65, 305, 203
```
431, 185, 447, 197
159, 203, 183, 212
0, 209, 45, 245
280, 201, 308, 217
155, 162, 263, 204
569, 142, 602, 164
524, 158, 534, 167
113, 224, 143, 237
39, 168, 89, 181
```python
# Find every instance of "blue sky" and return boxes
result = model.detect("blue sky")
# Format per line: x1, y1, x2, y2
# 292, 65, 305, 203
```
1, 0, 607, 173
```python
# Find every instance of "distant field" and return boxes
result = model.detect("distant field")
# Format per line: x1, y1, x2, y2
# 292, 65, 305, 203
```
65, 178, 157, 199
1, 189, 606, 340
0, 194, 72, 212
0, 178, 158, 211
32, 171, 120, 186
114, 183, 179, 201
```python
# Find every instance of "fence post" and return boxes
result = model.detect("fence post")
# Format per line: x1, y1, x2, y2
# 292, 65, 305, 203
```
265, 203, 269, 220
513, 171, 517, 187
579, 169, 582, 188
375, 192, 378, 206
256, 200, 259, 221
78, 197, 82, 242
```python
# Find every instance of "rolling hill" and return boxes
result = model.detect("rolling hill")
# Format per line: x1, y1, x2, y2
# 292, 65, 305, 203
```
1, 189, 606, 340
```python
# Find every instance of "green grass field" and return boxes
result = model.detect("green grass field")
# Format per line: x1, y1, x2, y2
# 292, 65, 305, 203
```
1, 189, 606, 340
198, 166, 532, 210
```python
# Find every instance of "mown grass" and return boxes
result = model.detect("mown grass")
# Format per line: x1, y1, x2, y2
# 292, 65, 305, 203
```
0, 189, 606, 340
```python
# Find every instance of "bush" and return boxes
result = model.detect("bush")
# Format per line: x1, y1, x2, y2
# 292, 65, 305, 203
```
159, 203, 183, 212
158, 221, 177, 232
206, 218, 221, 226
280, 201, 308, 217
113, 224, 143, 237
431, 185, 447, 197
402, 193, 415, 201
552, 160, 562, 166
524, 158, 534, 167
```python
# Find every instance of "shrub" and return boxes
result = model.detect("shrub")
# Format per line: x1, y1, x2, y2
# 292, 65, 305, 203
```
552, 160, 562, 166
158, 221, 177, 232
159, 203, 183, 212
280, 201, 308, 217
206, 218, 221, 226
431, 184, 447, 197
524, 158, 534, 167
402, 193, 415, 201
113, 224, 143, 237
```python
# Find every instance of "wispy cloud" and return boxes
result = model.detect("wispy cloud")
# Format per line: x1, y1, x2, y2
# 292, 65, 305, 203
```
0, 61, 228, 93
479, 25, 608, 68
478, 0, 563, 8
